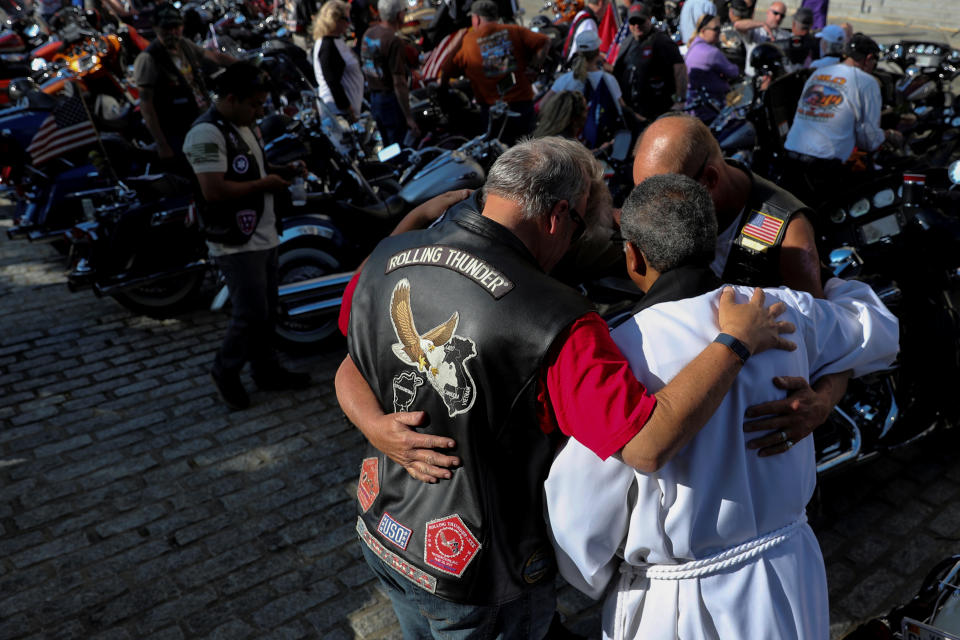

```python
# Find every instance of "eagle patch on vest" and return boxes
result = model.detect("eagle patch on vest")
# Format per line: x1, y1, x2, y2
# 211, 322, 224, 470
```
236, 209, 257, 236
389, 279, 478, 418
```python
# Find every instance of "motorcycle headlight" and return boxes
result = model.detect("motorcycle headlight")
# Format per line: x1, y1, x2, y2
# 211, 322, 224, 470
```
849, 198, 871, 218
949, 160, 960, 186
69, 54, 99, 74
872, 189, 896, 208
25, 24, 40, 38
30, 57, 47, 72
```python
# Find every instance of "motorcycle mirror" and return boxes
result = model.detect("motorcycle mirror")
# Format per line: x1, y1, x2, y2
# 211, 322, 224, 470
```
378, 143, 401, 162
611, 130, 632, 162
949, 160, 960, 186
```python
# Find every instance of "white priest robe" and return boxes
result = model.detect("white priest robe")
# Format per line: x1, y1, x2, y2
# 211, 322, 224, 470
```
545, 278, 899, 640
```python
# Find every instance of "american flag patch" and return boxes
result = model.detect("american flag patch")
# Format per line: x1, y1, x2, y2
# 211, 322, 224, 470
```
741, 211, 785, 245
377, 512, 412, 550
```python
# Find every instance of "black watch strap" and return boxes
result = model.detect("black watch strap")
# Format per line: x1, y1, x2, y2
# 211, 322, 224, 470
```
714, 333, 751, 364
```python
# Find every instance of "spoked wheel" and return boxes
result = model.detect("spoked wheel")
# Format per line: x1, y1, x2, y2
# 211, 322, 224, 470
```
274, 243, 347, 352
112, 271, 205, 318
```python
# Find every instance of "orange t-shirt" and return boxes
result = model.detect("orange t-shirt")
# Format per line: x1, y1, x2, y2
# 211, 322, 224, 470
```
443, 23, 548, 105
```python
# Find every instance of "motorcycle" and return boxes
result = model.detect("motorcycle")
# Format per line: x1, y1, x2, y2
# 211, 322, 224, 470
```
842, 552, 960, 639
876, 41, 960, 166
810, 163, 960, 475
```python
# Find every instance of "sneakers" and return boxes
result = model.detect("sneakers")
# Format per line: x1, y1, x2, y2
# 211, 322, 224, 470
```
210, 369, 250, 410
252, 367, 311, 391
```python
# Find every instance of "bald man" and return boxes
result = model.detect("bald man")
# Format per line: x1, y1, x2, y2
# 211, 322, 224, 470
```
632, 112, 850, 454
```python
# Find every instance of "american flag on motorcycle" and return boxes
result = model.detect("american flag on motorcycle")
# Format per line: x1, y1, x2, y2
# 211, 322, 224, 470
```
26, 94, 99, 166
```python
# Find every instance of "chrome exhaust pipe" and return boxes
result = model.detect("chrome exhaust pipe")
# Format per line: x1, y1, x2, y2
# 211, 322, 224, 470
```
92, 260, 209, 296
278, 271, 355, 318
816, 407, 863, 474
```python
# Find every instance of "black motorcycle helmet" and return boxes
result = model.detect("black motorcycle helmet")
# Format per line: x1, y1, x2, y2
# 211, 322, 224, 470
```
750, 42, 785, 76
529, 14, 552, 31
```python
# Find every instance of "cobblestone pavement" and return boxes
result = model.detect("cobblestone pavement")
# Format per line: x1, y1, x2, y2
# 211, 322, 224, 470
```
2, 214, 960, 640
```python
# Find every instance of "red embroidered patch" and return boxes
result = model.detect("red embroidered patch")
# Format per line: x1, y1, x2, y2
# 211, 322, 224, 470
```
424, 514, 480, 578
357, 457, 379, 512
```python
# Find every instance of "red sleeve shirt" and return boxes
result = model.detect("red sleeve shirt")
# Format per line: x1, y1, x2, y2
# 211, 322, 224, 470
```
539, 312, 657, 460
338, 269, 362, 338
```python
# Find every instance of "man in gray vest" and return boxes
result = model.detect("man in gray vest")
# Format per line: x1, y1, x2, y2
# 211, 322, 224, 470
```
336, 136, 796, 637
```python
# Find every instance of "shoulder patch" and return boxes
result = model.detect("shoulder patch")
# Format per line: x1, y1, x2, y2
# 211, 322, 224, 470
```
384, 245, 514, 299
740, 210, 785, 247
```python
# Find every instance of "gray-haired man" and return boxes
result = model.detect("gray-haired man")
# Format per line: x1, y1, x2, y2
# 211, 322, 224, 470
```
335, 137, 795, 637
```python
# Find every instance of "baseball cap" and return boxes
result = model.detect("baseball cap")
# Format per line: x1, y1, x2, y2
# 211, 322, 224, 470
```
815, 24, 845, 45
628, 2, 652, 22
846, 32, 880, 57
153, 3, 183, 27
469, 0, 499, 20
793, 6, 813, 26
575, 29, 602, 52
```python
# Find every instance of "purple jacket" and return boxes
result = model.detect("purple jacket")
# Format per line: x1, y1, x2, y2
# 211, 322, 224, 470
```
685, 37, 739, 122
801, 0, 828, 30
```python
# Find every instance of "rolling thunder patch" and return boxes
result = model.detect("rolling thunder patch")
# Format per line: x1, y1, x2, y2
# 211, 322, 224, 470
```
384, 245, 514, 299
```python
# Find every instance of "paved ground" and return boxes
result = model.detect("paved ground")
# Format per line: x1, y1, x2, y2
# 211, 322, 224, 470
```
2, 207, 960, 640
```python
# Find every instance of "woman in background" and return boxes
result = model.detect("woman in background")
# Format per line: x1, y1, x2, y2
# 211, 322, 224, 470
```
684, 13, 739, 123
311, 0, 364, 122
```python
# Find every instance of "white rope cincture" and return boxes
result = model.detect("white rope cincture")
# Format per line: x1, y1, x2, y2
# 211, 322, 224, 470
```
612, 514, 808, 640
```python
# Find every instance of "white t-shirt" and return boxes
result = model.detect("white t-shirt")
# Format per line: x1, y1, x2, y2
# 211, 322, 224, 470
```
783, 62, 885, 161
551, 70, 623, 112
566, 11, 598, 61
183, 122, 279, 256
313, 37, 365, 116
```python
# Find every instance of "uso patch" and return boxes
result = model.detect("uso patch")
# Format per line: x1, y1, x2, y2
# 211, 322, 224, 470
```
424, 514, 480, 577
377, 512, 412, 550
357, 517, 437, 593
357, 457, 379, 512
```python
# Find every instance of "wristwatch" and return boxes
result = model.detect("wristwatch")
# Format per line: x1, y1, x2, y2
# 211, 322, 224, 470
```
714, 333, 751, 364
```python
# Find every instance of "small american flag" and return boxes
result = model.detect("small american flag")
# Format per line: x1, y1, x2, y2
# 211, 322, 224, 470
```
742, 211, 784, 244
26, 94, 99, 166
605, 19, 631, 65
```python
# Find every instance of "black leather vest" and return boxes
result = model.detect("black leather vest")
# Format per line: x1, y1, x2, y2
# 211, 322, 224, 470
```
722, 163, 811, 287
191, 107, 268, 246
145, 40, 205, 141
348, 207, 591, 605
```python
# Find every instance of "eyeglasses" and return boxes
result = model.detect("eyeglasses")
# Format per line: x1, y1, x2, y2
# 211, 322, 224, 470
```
691, 152, 710, 182
568, 206, 586, 243
769, 9, 785, 16
701, 25, 720, 32
629, 17, 648, 25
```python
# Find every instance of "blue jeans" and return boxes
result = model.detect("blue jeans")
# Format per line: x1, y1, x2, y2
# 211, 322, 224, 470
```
360, 541, 556, 640
213, 247, 280, 376
370, 91, 409, 147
